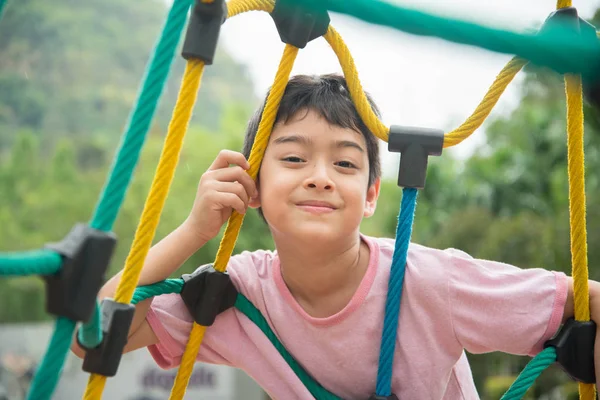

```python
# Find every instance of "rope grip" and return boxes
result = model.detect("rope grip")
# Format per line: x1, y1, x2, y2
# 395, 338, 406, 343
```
368, 394, 399, 400
544, 318, 597, 384
271, 0, 330, 49
180, 263, 238, 326
43, 223, 116, 322
388, 126, 444, 189
181, 0, 227, 64
541, 7, 600, 109
80, 299, 135, 376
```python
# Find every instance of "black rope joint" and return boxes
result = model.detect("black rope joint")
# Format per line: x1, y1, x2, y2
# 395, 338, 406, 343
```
271, 0, 330, 49
368, 394, 399, 400
181, 0, 228, 64
544, 317, 596, 384
43, 223, 116, 322
81, 299, 135, 377
541, 7, 600, 107
388, 126, 444, 189
180, 263, 238, 326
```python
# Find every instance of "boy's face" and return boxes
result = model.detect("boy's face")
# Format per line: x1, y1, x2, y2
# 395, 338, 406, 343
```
250, 109, 380, 243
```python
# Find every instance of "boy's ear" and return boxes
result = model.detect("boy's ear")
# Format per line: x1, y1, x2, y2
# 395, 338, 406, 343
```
249, 182, 261, 208
364, 177, 381, 218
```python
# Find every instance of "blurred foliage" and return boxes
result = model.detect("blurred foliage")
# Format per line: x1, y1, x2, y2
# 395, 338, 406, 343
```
2, 1, 600, 399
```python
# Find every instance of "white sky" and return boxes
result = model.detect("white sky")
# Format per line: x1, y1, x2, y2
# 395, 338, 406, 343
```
218, 0, 600, 162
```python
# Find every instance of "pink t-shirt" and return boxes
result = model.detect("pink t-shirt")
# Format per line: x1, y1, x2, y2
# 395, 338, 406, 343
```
147, 235, 568, 399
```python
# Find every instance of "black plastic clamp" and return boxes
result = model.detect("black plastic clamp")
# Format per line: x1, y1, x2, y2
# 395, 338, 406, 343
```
541, 7, 600, 107
271, 0, 330, 49
81, 299, 135, 377
181, 0, 228, 64
368, 394, 399, 400
388, 126, 444, 189
43, 223, 116, 322
544, 317, 596, 384
180, 263, 238, 326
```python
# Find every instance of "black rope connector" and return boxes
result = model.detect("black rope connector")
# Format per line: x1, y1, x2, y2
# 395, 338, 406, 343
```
544, 318, 596, 384
181, 0, 228, 64
271, 0, 330, 49
180, 264, 238, 326
541, 7, 600, 108
43, 223, 116, 322
368, 394, 399, 400
388, 126, 444, 189
81, 299, 135, 377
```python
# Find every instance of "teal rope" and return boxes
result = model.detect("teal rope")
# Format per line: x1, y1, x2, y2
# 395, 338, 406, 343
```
130, 280, 340, 399
0, 250, 62, 276
26, 317, 76, 400
89, 0, 193, 232
376, 188, 417, 396
235, 294, 342, 400
78, 301, 103, 349
0, 0, 7, 20
296, 0, 600, 81
131, 279, 184, 305
500, 347, 557, 399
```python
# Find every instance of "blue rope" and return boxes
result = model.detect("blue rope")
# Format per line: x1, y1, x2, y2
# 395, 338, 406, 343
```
375, 188, 418, 396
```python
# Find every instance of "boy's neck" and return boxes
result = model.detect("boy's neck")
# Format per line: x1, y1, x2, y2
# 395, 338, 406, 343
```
274, 232, 370, 318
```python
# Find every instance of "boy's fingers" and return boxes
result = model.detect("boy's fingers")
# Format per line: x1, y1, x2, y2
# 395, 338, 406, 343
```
213, 181, 249, 207
208, 150, 250, 171
208, 166, 257, 197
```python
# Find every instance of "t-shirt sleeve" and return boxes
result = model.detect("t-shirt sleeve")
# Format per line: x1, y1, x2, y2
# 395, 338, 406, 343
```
445, 248, 568, 356
146, 292, 240, 369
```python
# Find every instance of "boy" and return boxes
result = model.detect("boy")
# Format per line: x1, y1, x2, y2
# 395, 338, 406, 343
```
75, 74, 600, 399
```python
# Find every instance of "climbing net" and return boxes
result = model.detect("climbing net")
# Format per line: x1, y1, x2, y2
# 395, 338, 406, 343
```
0, 0, 599, 399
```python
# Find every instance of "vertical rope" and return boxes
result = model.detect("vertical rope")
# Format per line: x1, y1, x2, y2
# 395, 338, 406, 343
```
375, 188, 418, 396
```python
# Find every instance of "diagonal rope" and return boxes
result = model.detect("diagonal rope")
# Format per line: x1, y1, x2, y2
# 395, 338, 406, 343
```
89, 0, 193, 232
500, 347, 557, 400
168, 44, 299, 400
83, 59, 206, 400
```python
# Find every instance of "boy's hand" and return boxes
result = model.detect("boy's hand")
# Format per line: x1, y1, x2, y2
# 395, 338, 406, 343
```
184, 150, 257, 243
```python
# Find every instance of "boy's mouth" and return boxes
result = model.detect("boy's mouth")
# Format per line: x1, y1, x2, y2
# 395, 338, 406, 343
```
296, 200, 337, 214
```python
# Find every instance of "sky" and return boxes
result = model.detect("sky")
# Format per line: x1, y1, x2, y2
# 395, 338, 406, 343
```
217, 0, 600, 163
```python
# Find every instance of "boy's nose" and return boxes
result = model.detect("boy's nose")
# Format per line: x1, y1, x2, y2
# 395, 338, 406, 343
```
304, 164, 334, 190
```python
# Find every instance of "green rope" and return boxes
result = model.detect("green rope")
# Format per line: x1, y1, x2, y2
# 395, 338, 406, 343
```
0, 250, 62, 276
0, 0, 7, 20
78, 301, 103, 349
131, 278, 184, 305
27, 317, 76, 400
130, 280, 340, 399
500, 347, 557, 400
296, 0, 600, 82
234, 294, 342, 400
89, 0, 193, 232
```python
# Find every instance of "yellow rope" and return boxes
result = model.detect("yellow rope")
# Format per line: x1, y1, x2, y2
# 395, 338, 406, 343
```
324, 26, 390, 142
82, 59, 206, 400
443, 57, 526, 148
168, 44, 299, 400
557, 0, 572, 8
227, 0, 274, 17
554, 0, 594, 396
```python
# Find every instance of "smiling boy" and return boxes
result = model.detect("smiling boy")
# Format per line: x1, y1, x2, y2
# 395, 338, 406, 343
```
74, 74, 600, 399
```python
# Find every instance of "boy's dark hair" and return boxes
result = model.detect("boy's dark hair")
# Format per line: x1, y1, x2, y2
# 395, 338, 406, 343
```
242, 73, 382, 219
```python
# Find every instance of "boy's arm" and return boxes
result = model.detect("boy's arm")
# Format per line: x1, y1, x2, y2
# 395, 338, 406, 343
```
71, 222, 206, 358
562, 277, 600, 384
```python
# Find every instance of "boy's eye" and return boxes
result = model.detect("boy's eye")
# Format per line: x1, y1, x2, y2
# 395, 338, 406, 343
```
282, 156, 304, 163
336, 161, 356, 169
